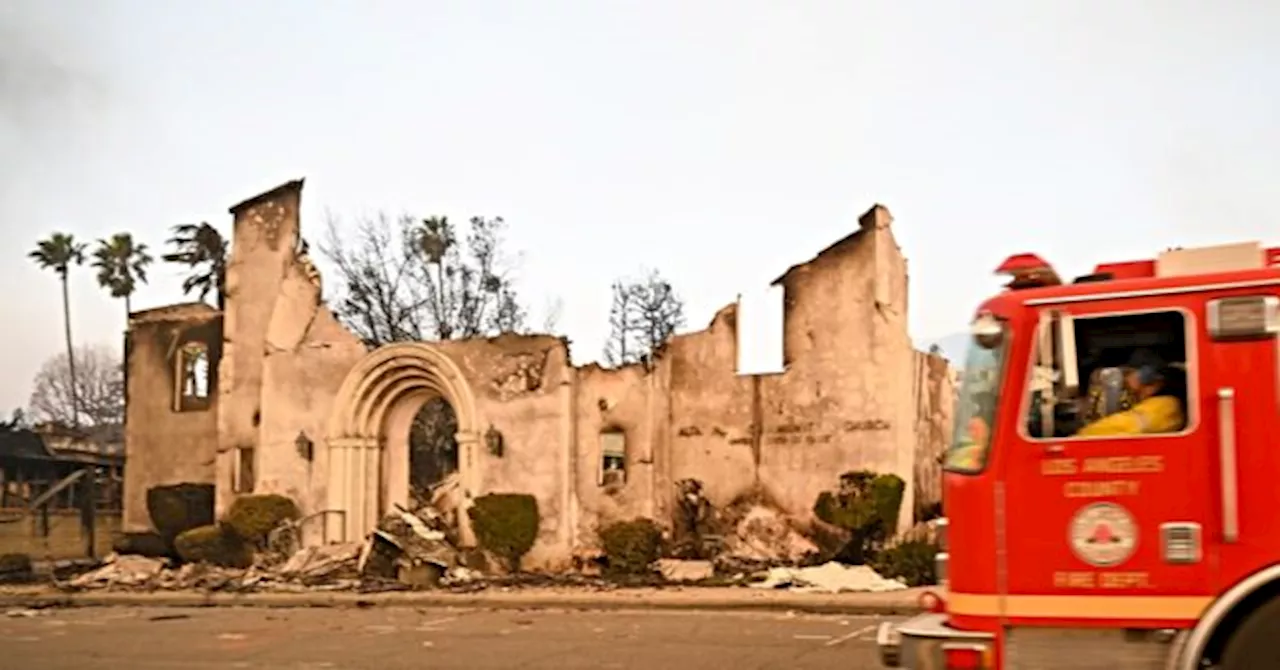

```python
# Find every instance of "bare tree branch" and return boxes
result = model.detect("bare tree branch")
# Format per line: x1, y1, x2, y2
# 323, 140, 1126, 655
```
541, 296, 564, 334
603, 269, 685, 368
28, 345, 123, 428
319, 211, 530, 346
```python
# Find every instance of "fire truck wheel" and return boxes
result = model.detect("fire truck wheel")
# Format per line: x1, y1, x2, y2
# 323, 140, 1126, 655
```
1220, 595, 1280, 670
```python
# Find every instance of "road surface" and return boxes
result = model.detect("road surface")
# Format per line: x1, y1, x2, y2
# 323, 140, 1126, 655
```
3, 605, 902, 669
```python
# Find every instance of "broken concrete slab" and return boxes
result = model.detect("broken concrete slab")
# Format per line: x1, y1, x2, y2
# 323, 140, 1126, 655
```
68, 554, 167, 590
277, 543, 361, 581
656, 559, 714, 583
713, 505, 821, 575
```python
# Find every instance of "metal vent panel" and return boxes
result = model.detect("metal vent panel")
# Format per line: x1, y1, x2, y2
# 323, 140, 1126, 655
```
1005, 627, 1170, 670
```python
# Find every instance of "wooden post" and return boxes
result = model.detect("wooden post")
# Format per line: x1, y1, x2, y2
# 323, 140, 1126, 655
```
66, 470, 76, 510
39, 488, 50, 538
80, 468, 97, 558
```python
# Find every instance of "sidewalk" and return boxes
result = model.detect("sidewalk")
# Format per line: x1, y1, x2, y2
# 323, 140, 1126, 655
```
0, 584, 931, 615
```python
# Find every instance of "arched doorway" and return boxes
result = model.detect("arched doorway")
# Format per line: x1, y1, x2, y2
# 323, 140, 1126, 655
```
408, 397, 460, 497
325, 342, 481, 544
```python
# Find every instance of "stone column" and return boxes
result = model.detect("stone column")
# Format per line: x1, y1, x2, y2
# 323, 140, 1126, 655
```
559, 373, 578, 548
455, 431, 481, 547
325, 438, 351, 543
325, 436, 380, 542
359, 437, 381, 538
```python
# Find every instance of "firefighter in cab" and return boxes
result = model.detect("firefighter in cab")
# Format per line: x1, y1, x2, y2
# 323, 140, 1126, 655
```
1075, 349, 1186, 437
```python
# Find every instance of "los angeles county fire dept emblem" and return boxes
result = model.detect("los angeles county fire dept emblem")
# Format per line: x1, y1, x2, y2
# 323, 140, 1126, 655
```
1069, 502, 1137, 567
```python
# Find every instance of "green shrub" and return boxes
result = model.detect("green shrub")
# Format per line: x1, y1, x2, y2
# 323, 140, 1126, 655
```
173, 524, 253, 569
223, 494, 301, 545
869, 475, 906, 538
112, 532, 174, 558
873, 540, 938, 587
0, 553, 34, 584
599, 518, 663, 576
812, 471, 906, 564
468, 493, 539, 572
147, 483, 215, 547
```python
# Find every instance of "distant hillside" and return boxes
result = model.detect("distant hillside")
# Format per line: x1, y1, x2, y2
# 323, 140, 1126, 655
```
917, 332, 969, 365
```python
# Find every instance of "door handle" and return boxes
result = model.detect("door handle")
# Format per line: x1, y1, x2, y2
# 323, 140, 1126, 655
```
1219, 387, 1240, 543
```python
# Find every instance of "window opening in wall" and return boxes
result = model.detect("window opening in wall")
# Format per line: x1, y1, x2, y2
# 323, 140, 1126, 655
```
1023, 309, 1192, 440
176, 341, 211, 408
736, 284, 785, 375
599, 429, 627, 487
408, 397, 459, 506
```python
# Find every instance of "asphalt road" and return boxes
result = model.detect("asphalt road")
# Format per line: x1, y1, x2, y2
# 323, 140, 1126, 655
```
0, 605, 903, 670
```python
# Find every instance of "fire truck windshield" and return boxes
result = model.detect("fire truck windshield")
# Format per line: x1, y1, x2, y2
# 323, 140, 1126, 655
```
943, 319, 1010, 474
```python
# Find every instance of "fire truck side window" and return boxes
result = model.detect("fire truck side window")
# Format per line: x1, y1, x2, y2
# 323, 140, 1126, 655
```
1024, 310, 1192, 440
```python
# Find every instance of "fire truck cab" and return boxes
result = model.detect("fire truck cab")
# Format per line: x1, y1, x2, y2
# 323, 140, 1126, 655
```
878, 241, 1280, 670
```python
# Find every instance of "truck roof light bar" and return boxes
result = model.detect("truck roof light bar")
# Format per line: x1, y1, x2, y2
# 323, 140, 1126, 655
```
995, 253, 1062, 289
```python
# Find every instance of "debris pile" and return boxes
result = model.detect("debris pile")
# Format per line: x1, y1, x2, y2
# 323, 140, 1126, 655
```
68, 554, 167, 590
356, 504, 474, 588
41, 485, 921, 594
750, 562, 907, 593
718, 505, 819, 570
670, 478, 719, 559
656, 558, 715, 583
59, 500, 477, 593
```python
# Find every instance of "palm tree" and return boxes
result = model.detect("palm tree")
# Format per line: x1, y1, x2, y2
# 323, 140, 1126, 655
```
163, 222, 228, 309
91, 233, 153, 318
29, 233, 87, 427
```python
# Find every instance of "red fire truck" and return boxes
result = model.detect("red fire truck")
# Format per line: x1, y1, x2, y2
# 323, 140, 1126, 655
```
878, 242, 1280, 670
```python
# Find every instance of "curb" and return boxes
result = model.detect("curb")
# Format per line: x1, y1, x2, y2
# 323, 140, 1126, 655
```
0, 590, 926, 616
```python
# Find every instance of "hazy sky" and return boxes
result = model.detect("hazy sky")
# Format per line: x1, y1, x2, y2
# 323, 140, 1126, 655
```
3, 1, 1278, 413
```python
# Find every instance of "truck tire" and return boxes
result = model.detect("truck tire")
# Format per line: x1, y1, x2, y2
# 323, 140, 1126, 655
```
1220, 595, 1280, 670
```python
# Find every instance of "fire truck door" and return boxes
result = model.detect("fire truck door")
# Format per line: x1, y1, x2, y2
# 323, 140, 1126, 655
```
1200, 295, 1280, 590
1000, 303, 1214, 622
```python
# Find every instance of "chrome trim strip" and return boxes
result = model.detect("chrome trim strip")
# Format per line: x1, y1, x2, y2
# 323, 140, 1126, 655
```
1218, 387, 1239, 543
895, 613, 995, 641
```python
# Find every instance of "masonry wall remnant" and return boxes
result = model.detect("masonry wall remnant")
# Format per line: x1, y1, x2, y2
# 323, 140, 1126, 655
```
123, 303, 223, 530
123, 179, 955, 568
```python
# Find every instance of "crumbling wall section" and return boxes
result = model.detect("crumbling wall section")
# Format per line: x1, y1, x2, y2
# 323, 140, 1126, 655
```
430, 334, 572, 567
864, 206, 919, 534
123, 304, 223, 532
571, 359, 667, 548
911, 350, 955, 519
659, 205, 916, 536
217, 181, 366, 530
663, 307, 758, 510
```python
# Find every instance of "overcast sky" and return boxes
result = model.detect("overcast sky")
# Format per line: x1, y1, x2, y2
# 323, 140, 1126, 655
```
3, 0, 1278, 413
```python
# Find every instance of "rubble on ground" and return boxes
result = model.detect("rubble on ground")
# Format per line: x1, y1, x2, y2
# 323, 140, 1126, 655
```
37, 491, 924, 594
58, 500, 477, 594
68, 554, 167, 590
750, 562, 907, 593
656, 559, 715, 583
717, 505, 820, 570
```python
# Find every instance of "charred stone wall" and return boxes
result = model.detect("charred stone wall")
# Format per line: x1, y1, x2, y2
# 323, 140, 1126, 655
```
912, 349, 955, 519
216, 181, 367, 533
123, 303, 223, 531
124, 179, 951, 566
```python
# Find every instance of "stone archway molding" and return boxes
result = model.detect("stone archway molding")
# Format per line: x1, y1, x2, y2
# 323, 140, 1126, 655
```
325, 342, 481, 544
